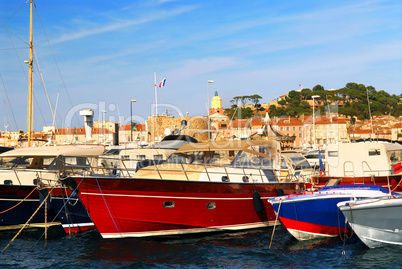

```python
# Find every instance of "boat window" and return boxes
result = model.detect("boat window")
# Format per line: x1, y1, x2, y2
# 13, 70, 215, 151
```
262, 169, 277, 182
281, 152, 311, 170
206, 202, 216, 210
138, 155, 146, 160
328, 151, 338, 157
153, 154, 163, 160
103, 149, 121, 156
43, 157, 55, 166
242, 176, 249, 183
166, 153, 193, 164
0, 157, 33, 169
369, 149, 381, 156
221, 176, 229, 182
388, 150, 402, 165
4, 180, 13, 185
232, 151, 273, 168
163, 201, 175, 208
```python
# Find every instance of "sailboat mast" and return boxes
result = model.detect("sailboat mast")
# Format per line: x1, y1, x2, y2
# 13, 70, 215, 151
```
27, 0, 33, 147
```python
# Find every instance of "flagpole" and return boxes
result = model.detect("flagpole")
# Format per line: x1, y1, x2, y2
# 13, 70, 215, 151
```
154, 71, 158, 116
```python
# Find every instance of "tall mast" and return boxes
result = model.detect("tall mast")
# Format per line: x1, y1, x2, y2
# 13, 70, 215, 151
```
27, 0, 33, 147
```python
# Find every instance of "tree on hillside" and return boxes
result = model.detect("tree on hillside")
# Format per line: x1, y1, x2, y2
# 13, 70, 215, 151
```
249, 94, 264, 111
231, 96, 250, 107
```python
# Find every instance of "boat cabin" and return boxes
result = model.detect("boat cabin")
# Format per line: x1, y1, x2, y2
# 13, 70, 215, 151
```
325, 142, 402, 177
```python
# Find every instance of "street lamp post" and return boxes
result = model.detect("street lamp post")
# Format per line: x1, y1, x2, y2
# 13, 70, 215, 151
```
130, 100, 136, 143
312, 95, 320, 148
207, 80, 214, 141
102, 110, 106, 144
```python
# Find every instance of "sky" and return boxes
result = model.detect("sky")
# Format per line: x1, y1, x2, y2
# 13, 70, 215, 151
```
0, 0, 401, 132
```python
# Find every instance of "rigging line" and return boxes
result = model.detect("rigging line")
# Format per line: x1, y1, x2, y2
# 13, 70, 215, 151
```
0, 74, 17, 131
0, 1, 28, 31
34, 3, 80, 128
31, 77, 48, 128
95, 177, 123, 238
33, 48, 55, 126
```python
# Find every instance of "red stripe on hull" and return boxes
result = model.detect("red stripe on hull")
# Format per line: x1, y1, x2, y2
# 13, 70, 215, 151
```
312, 175, 402, 191
279, 216, 351, 237
75, 177, 303, 238
63, 225, 96, 234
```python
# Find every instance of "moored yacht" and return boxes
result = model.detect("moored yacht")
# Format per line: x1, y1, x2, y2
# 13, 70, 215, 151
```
0, 145, 104, 231
61, 139, 305, 238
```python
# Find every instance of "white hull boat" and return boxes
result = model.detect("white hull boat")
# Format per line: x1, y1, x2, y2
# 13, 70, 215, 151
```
338, 196, 402, 248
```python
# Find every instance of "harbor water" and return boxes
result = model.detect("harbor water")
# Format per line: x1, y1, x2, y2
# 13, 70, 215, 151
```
1, 226, 402, 268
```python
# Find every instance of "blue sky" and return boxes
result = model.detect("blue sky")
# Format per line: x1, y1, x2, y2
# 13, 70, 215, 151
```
0, 0, 401, 132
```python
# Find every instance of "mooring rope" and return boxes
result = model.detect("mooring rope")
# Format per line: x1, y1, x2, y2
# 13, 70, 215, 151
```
34, 186, 81, 247
95, 177, 123, 238
0, 186, 38, 214
2, 186, 55, 253
269, 198, 282, 249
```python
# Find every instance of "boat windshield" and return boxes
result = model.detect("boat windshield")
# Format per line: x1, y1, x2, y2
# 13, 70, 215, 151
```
166, 149, 274, 168
0, 156, 56, 169
282, 152, 311, 170
166, 150, 233, 165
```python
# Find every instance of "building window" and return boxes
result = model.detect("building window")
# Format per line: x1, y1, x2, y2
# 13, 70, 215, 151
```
292, 127, 295, 131
286, 127, 289, 131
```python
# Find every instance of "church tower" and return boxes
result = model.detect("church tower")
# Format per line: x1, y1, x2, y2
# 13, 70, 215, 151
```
209, 91, 224, 114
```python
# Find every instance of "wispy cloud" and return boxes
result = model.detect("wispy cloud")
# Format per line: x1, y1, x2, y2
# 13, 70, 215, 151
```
52, 5, 198, 44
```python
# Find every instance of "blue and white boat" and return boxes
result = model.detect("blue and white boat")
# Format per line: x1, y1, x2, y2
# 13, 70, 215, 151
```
268, 185, 393, 240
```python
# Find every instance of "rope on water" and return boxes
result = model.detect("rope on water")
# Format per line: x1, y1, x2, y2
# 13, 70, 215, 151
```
269, 199, 282, 249
1, 186, 55, 254
338, 204, 352, 257
0, 186, 38, 214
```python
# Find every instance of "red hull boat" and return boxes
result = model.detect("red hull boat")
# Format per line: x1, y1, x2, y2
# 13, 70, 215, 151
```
72, 177, 303, 238
62, 140, 305, 238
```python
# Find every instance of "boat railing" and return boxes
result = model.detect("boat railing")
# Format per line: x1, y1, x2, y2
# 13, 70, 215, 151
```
7, 167, 61, 187
55, 155, 304, 183
343, 161, 355, 177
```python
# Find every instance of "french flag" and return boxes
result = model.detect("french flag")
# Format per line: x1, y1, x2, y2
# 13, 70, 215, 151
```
159, 77, 167, 88
319, 150, 325, 176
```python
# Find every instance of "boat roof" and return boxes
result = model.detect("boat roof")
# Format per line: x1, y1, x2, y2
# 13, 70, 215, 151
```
341, 141, 402, 151
0, 145, 105, 157
175, 140, 278, 153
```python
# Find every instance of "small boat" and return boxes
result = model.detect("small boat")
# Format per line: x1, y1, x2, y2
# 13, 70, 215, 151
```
61, 139, 305, 238
337, 195, 402, 248
268, 184, 392, 240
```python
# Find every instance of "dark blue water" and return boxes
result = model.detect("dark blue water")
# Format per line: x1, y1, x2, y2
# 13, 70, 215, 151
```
1, 226, 402, 268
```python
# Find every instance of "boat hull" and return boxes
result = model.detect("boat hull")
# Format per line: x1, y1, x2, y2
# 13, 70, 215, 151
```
338, 197, 402, 248
270, 185, 392, 240
0, 185, 57, 230
48, 188, 95, 233
271, 197, 351, 240
73, 177, 303, 238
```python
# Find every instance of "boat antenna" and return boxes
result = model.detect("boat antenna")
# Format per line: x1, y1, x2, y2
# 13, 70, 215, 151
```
366, 86, 374, 141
